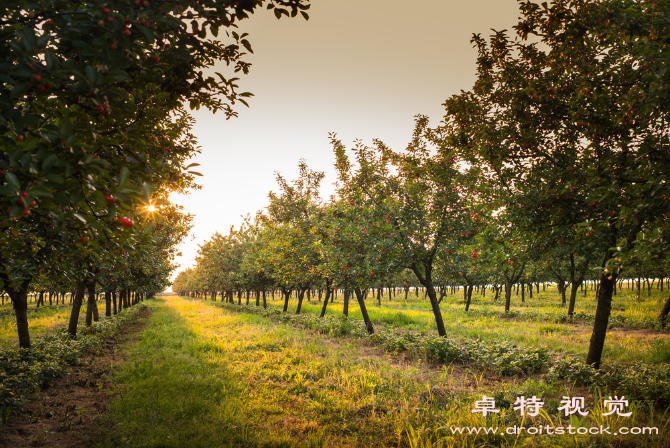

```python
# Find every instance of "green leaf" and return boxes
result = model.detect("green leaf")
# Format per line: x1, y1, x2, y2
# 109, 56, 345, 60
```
85, 65, 97, 84
70, 189, 85, 203
53, 192, 70, 206
4, 172, 20, 192
108, 69, 130, 82
9, 204, 21, 216
73, 213, 87, 223
45, 50, 59, 69
29, 186, 52, 197
137, 25, 155, 44
144, 222, 155, 234
118, 167, 129, 186
187, 171, 203, 176
241, 39, 253, 54
60, 120, 73, 138
142, 182, 151, 202
46, 173, 64, 183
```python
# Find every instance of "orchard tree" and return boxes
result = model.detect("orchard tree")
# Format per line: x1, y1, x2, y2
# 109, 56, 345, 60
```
445, 0, 670, 367
330, 116, 486, 337
258, 162, 324, 313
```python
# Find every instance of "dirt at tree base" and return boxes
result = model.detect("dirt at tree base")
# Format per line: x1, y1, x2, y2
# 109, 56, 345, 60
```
0, 306, 152, 448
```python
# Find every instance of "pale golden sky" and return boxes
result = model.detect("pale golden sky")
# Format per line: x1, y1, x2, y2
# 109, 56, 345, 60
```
169, 0, 520, 277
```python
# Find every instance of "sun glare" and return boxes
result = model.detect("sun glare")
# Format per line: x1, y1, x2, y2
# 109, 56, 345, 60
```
147, 205, 157, 212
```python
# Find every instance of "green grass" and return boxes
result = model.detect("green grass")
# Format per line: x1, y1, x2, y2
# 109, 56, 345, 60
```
94, 296, 670, 447
0, 303, 73, 349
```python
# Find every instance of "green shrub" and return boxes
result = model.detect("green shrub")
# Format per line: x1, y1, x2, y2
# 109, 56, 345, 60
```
546, 355, 670, 408
546, 356, 597, 386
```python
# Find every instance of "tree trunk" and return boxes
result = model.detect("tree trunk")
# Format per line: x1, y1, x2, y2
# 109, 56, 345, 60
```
112, 291, 117, 315
5, 280, 32, 348
343, 289, 349, 316
586, 271, 617, 369
464, 284, 473, 312
411, 264, 447, 337
504, 283, 512, 312
85, 280, 99, 326
296, 288, 305, 314
68, 280, 87, 338
262, 290, 267, 309
282, 289, 290, 312
660, 296, 670, 324
354, 288, 374, 334
105, 290, 111, 317
320, 284, 331, 318
568, 282, 579, 317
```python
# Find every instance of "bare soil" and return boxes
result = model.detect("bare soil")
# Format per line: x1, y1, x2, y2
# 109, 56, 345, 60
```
0, 306, 151, 448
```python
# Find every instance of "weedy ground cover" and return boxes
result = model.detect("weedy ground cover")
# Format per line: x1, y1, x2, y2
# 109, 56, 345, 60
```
256, 285, 670, 364
95, 296, 669, 447
0, 306, 140, 427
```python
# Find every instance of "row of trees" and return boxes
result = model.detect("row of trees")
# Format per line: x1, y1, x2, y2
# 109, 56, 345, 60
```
1, 0, 311, 348
176, 0, 670, 369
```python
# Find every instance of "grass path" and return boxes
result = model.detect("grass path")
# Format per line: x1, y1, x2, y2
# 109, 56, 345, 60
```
95, 296, 440, 447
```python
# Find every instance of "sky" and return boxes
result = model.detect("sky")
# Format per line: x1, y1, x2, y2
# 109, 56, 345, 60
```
168, 0, 520, 281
